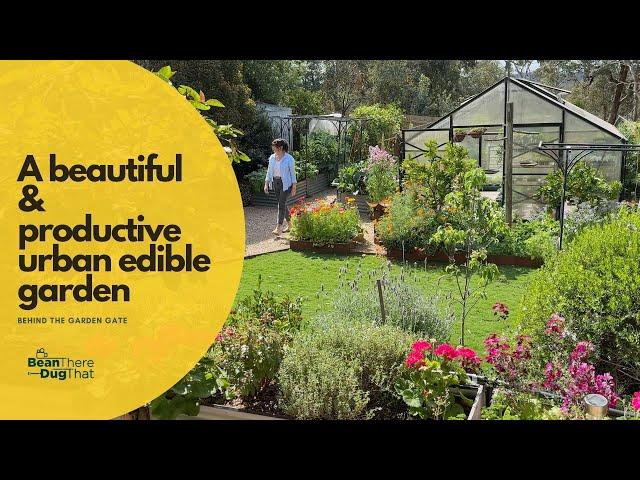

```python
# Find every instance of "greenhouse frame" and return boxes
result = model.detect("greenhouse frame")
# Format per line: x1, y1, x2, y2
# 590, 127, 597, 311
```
401, 76, 628, 219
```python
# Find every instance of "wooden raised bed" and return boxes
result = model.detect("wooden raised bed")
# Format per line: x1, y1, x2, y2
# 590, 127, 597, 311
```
289, 239, 358, 255
385, 247, 542, 268
177, 404, 283, 421
176, 388, 485, 421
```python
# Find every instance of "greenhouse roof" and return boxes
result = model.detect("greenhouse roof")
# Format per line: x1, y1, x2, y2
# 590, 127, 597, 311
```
424, 76, 626, 141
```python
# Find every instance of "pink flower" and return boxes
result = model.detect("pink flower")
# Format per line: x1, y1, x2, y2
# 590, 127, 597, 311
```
570, 341, 594, 363
631, 392, 640, 411
405, 350, 425, 368
544, 313, 566, 336
492, 302, 509, 320
544, 362, 562, 390
434, 343, 459, 361
411, 340, 432, 354
456, 346, 481, 369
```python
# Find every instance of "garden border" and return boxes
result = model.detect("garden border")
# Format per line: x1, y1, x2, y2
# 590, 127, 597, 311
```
289, 239, 359, 255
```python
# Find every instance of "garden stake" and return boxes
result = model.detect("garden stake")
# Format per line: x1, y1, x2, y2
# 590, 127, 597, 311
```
376, 279, 386, 324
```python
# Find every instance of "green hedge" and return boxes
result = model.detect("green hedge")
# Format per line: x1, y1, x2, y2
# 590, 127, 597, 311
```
518, 206, 640, 391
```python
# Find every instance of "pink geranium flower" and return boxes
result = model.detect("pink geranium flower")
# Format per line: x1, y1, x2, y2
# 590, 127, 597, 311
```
631, 392, 640, 411
434, 343, 459, 361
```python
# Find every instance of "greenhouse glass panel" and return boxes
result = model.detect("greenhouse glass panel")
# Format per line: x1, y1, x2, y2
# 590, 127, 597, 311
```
512, 125, 559, 175
451, 83, 505, 126
512, 175, 547, 219
564, 113, 623, 181
430, 117, 450, 129
508, 82, 562, 124
404, 129, 448, 161
481, 128, 504, 186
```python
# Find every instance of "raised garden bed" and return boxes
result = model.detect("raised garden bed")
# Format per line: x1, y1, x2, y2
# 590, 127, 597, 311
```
176, 385, 485, 421
290, 239, 359, 255
385, 247, 542, 268
177, 404, 284, 421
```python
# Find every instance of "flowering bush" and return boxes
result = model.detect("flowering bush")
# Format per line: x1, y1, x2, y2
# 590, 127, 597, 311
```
289, 200, 361, 245
537, 316, 620, 413
519, 207, 640, 392
150, 286, 303, 419
396, 340, 481, 419
364, 145, 397, 204
483, 312, 624, 418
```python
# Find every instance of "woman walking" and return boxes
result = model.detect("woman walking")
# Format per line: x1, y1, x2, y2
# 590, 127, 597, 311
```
264, 138, 297, 237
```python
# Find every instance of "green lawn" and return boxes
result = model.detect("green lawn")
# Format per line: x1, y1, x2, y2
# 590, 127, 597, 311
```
235, 250, 539, 352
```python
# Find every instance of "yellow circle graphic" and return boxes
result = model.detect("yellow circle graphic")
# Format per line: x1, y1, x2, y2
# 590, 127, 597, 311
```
0, 60, 244, 419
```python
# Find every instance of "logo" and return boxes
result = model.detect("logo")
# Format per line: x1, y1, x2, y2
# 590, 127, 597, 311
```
27, 348, 95, 380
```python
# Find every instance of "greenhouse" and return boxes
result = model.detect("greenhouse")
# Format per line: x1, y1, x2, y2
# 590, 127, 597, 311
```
402, 76, 627, 218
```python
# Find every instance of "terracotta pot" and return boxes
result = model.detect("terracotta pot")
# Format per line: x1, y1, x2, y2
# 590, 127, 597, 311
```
453, 132, 466, 142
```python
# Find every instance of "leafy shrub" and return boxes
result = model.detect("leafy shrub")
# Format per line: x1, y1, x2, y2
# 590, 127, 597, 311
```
489, 214, 559, 261
564, 200, 620, 242
350, 103, 404, 151
321, 261, 454, 340
481, 388, 562, 420
375, 189, 440, 252
293, 153, 319, 180
336, 162, 365, 194
364, 145, 397, 203
151, 285, 303, 419
244, 167, 268, 194
535, 162, 622, 211
402, 141, 477, 212
518, 206, 640, 392
278, 318, 414, 419
305, 131, 339, 174
227, 282, 304, 339
289, 200, 361, 245
211, 322, 287, 399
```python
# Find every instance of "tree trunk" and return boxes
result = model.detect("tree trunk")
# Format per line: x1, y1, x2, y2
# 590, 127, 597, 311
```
608, 62, 630, 125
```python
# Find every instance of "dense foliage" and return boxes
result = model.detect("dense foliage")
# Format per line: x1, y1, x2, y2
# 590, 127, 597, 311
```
518, 206, 640, 393
535, 161, 622, 212
289, 200, 361, 245
150, 285, 303, 419
278, 317, 413, 419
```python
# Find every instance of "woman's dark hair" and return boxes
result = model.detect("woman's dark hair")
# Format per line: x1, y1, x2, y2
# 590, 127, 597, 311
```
271, 138, 289, 152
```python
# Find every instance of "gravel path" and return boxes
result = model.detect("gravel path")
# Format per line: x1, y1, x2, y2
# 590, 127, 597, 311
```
244, 188, 378, 258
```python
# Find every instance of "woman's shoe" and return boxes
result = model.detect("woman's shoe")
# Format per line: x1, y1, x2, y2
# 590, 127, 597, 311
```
281, 221, 290, 233
273, 225, 282, 236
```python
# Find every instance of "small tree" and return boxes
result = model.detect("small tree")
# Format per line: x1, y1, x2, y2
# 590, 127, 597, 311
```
432, 167, 507, 346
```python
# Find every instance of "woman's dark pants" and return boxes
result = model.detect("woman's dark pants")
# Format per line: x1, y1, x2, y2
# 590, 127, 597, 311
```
273, 177, 291, 225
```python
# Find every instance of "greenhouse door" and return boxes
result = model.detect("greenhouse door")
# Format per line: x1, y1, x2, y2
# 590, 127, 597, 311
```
510, 124, 561, 219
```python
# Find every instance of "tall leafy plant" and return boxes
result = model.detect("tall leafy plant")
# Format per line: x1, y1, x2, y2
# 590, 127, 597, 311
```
154, 65, 250, 164
432, 167, 507, 345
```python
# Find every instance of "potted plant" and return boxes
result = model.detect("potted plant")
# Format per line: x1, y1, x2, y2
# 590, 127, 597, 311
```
469, 127, 487, 139
453, 129, 467, 142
